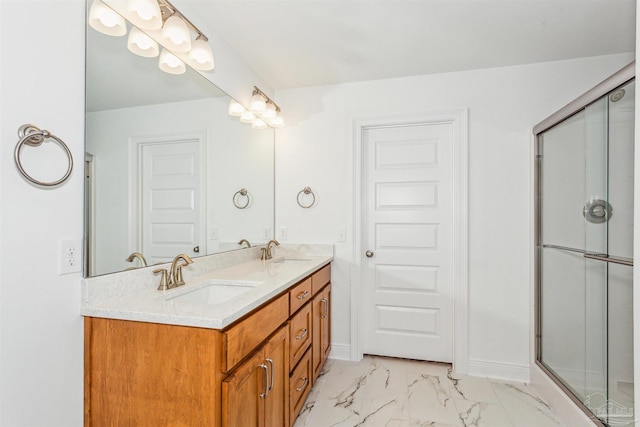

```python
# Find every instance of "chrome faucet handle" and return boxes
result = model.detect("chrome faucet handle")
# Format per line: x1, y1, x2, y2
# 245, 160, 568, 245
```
173, 262, 189, 287
153, 268, 169, 291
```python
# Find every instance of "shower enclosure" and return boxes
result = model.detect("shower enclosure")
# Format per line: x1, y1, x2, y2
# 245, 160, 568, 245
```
535, 63, 635, 427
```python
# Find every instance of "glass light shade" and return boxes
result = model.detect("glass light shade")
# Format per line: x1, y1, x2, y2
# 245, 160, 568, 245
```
240, 110, 256, 124
127, 27, 159, 57
262, 102, 277, 120
252, 118, 268, 130
228, 100, 245, 117
162, 15, 192, 52
250, 93, 267, 112
188, 37, 214, 71
269, 115, 285, 128
126, 0, 162, 30
89, 0, 127, 36
158, 49, 186, 74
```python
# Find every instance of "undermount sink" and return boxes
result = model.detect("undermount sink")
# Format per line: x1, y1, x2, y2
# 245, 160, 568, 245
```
164, 280, 261, 305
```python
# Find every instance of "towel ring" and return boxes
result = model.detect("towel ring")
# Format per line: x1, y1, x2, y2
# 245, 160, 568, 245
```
14, 124, 73, 187
233, 188, 250, 209
297, 187, 316, 208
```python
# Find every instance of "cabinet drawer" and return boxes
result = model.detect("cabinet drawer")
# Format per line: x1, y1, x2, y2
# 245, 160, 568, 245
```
290, 348, 312, 425
311, 264, 331, 295
289, 278, 312, 315
289, 303, 312, 368
223, 293, 289, 372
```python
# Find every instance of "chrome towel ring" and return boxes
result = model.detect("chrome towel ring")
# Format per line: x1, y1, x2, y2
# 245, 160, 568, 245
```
233, 188, 250, 209
14, 124, 73, 187
297, 186, 316, 208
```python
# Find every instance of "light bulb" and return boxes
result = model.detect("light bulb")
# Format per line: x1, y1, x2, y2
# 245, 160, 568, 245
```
188, 37, 214, 71
269, 116, 285, 128
158, 49, 186, 75
252, 118, 268, 130
162, 14, 192, 52
240, 111, 256, 124
250, 93, 267, 112
89, 0, 126, 36
126, 0, 162, 30
228, 100, 245, 117
263, 102, 277, 120
127, 27, 159, 57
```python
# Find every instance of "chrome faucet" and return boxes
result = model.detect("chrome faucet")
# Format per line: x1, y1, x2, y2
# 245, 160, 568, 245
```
125, 252, 147, 268
238, 239, 252, 248
170, 253, 193, 287
261, 239, 280, 260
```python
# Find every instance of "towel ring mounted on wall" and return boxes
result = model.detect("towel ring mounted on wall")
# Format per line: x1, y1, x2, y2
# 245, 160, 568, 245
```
233, 188, 251, 209
297, 186, 316, 208
14, 124, 73, 187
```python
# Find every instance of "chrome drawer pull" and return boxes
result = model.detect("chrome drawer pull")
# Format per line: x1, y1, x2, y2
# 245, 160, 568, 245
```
295, 376, 309, 392
295, 328, 308, 340
321, 298, 328, 319
297, 290, 310, 300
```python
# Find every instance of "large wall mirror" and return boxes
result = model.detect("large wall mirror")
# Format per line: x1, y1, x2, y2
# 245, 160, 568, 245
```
85, 3, 275, 277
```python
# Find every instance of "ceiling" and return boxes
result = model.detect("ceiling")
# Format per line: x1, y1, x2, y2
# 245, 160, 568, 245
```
182, 0, 636, 90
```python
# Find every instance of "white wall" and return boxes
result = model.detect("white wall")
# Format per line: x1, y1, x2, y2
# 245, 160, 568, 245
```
274, 53, 635, 379
0, 1, 85, 425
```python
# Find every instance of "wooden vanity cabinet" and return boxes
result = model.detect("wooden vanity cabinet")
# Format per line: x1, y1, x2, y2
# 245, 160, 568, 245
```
222, 325, 290, 427
84, 262, 331, 427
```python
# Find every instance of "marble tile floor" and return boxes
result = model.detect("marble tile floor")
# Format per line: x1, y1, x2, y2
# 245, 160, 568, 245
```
293, 355, 567, 427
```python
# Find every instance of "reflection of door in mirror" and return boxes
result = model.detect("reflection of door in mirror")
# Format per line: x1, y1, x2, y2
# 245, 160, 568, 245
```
136, 136, 205, 266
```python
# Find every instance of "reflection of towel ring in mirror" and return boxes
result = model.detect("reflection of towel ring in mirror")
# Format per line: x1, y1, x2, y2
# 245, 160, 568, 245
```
297, 186, 316, 208
233, 188, 250, 209
14, 124, 73, 187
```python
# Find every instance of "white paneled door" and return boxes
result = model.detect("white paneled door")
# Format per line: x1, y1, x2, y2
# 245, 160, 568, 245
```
139, 139, 204, 265
363, 123, 454, 362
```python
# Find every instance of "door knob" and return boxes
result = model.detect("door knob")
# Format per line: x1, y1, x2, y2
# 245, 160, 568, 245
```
365, 250, 374, 258
193, 246, 200, 253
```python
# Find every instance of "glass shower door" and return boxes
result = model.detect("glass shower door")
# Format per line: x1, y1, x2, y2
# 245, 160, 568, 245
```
538, 79, 634, 426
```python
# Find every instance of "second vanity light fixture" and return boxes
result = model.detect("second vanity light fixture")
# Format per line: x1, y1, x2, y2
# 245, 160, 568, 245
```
228, 87, 285, 129
89, 0, 214, 74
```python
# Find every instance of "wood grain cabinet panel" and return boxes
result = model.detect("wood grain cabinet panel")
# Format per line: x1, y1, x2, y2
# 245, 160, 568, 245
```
312, 284, 331, 384
289, 349, 312, 426
289, 303, 312, 368
289, 278, 312, 315
311, 264, 331, 295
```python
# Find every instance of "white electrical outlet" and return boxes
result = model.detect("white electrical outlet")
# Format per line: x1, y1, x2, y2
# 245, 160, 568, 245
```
59, 239, 82, 275
337, 227, 346, 242
279, 226, 288, 241
262, 226, 272, 240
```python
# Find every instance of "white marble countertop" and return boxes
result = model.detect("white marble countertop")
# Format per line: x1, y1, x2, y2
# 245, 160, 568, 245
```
81, 251, 332, 329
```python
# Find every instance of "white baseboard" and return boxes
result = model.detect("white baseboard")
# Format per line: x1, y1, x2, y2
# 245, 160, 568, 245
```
467, 358, 530, 382
328, 344, 352, 361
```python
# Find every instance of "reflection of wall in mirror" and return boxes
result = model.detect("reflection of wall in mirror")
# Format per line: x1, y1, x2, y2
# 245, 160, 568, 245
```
86, 96, 274, 276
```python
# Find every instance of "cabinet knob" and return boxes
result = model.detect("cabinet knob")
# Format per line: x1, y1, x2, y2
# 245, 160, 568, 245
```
365, 250, 374, 258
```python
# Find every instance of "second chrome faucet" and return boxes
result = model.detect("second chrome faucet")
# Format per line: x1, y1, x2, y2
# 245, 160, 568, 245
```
154, 253, 194, 291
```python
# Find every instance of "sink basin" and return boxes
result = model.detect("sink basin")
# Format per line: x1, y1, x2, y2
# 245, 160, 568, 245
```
165, 280, 261, 305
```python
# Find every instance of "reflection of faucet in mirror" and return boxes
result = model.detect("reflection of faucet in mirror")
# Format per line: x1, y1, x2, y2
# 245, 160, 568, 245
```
238, 239, 252, 248
125, 252, 147, 269
260, 239, 280, 261
170, 254, 193, 288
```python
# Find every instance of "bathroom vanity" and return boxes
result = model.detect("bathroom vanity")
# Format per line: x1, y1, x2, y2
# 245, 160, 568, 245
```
82, 247, 332, 427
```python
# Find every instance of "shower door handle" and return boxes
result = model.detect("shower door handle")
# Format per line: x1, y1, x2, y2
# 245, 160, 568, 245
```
583, 253, 633, 267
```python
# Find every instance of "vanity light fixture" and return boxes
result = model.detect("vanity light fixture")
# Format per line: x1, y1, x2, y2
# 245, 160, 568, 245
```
228, 100, 246, 116
158, 48, 186, 74
90, 0, 215, 73
89, 0, 127, 36
228, 86, 285, 129
127, 27, 159, 57
161, 13, 191, 52
126, 0, 162, 30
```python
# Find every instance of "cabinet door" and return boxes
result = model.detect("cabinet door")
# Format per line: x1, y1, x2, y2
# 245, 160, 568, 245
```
312, 284, 331, 383
289, 303, 312, 367
263, 325, 290, 427
222, 350, 266, 427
